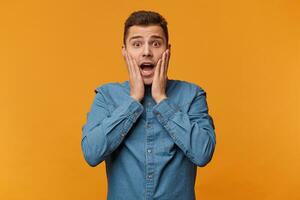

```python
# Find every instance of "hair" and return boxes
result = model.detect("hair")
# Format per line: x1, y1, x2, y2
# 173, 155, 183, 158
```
123, 10, 169, 46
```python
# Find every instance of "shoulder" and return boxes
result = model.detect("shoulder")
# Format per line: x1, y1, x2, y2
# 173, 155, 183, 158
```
172, 79, 206, 96
92, 81, 129, 106
94, 81, 125, 94
166, 79, 207, 108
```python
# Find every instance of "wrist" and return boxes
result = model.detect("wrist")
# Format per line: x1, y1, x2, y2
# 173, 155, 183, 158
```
130, 95, 142, 102
155, 95, 167, 104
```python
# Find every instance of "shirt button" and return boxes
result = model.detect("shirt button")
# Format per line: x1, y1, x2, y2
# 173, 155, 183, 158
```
147, 175, 152, 179
147, 149, 152, 153
121, 133, 125, 137
147, 102, 151, 106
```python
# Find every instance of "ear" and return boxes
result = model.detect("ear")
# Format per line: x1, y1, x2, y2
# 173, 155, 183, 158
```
121, 46, 125, 56
168, 44, 171, 54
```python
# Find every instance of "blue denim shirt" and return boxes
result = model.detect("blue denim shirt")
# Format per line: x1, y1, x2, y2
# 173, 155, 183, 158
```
81, 79, 216, 200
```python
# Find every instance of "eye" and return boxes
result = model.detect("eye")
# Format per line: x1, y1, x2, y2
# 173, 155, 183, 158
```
132, 41, 142, 48
152, 41, 161, 47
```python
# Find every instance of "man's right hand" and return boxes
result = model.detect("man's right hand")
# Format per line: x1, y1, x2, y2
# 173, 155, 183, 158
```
122, 47, 144, 102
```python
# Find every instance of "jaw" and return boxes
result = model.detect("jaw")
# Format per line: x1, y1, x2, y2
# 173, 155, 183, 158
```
142, 76, 153, 85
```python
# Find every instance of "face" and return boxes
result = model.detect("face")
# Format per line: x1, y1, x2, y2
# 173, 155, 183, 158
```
124, 25, 170, 85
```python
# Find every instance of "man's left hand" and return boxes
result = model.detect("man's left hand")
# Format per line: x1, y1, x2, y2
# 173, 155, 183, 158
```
152, 48, 171, 104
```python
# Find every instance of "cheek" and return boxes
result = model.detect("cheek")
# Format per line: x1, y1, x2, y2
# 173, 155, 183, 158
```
127, 50, 141, 61
154, 53, 164, 63
156, 50, 166, 58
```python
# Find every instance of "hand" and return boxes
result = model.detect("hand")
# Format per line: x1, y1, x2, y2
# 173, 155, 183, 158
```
122, 47, 144, 102
152, 47, 171, 104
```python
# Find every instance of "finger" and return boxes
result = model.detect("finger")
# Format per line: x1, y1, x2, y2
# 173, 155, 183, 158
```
127, 53, 137, 78
165, 49, 170, 75
154, 58, 162, 80
124, 50, 133, 78
160, 51, 166, 78
131, 56, 142, 78
124, 50, 131, 74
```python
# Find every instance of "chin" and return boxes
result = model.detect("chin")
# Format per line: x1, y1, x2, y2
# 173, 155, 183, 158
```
143, 78, 153, 85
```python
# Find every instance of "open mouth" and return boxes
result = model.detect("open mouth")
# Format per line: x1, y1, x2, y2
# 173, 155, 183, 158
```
139, 63, 155, 77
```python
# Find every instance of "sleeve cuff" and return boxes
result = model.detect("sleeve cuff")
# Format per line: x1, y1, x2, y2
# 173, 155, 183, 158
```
127, 95, 144, 123
120, 95, 144, 134
152, 98, 180, 125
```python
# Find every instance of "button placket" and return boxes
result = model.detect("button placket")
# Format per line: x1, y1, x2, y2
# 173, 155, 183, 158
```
146, 123, 151, 129
145, 119, 154, 198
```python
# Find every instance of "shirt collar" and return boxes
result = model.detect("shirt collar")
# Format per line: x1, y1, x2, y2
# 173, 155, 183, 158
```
123, 78, 172, 95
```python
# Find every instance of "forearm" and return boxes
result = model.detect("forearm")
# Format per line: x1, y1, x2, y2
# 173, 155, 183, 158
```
153, 95, 216, 167
81, 95, 143, 167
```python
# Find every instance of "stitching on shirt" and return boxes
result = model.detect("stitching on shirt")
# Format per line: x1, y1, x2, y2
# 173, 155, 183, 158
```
164, 107, 203, 166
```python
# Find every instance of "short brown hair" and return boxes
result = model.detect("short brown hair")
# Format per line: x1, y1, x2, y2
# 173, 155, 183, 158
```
123, 10, 169, 46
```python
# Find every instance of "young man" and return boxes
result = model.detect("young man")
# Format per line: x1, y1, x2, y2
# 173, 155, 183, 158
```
81, 10, 216, 200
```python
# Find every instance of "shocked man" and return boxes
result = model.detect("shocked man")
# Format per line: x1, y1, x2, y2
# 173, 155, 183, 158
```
81, 10, 216, 200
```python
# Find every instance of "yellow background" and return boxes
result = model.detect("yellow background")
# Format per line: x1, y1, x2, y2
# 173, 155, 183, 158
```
1, 0, 299, 199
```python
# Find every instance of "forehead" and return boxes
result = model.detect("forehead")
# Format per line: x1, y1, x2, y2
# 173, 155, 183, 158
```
127, 25, 165, 40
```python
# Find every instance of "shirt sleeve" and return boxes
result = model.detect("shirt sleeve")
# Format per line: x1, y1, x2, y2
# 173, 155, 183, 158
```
81, 87, 144, 167
152, 87, 216, 167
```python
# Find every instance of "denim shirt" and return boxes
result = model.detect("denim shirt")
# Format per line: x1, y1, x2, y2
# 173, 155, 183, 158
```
81, 79, 216, 200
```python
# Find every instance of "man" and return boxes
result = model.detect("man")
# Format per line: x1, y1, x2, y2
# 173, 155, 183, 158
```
81, 10, 216, 200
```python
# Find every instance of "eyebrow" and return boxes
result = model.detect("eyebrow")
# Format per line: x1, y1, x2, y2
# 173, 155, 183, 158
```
129, 35, 164, 42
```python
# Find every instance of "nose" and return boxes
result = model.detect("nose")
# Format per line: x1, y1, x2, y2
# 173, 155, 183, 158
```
142, 44, 153, 57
